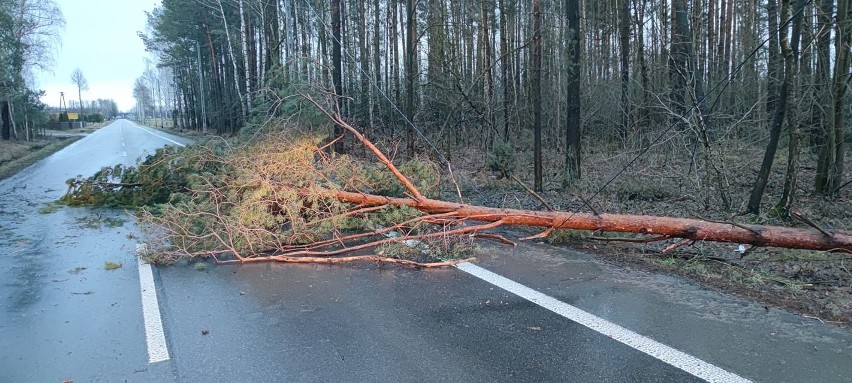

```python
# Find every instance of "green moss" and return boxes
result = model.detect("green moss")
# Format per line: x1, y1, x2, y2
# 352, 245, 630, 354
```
614, 181, 673, 202
546, 229, 589, 244
487, 140, 517, 179
683, 261, 709, 276
657, 257, 678, 267
104, 261, 123, 270
38, 201, 63, 214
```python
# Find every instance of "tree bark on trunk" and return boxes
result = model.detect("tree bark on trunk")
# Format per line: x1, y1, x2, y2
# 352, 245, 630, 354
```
405, 0, 417, 157
565, 0, 581, 184
1, 100, 10, 140
778, 0, 806, 215
531, 0, 543, 192
499, 0, 510, 140
816, 0, 851, 194
358, 0, 369, 119
748, 0, 792, 214
331, 0, 344, 153
481, 0, 494, 134
619, 0, 631, 141
766, 0, 781, 117
330, 190, 852, 253
216, 0, 246, 123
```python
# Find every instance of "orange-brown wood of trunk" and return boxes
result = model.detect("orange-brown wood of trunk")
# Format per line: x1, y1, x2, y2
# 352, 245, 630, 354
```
333, 191, 852, 253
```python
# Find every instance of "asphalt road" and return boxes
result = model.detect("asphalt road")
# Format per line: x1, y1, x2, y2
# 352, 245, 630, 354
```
1, 119, 850, 382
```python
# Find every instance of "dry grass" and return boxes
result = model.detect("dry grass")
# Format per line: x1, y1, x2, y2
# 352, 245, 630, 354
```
0, 137, 82, 181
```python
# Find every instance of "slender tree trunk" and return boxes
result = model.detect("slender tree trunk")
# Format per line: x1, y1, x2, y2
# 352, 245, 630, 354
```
481, 0, 494, 135
815, 0, 850, 194
1, 100, 10, 140
633, 0, 649, 130
531, 0, 543, 192
499, 0, 511, 140
778, 0, 806, 215
748, 0, 791, 214
390, 0, 400, 130
331, 0, 344, 152
7, 100, 17, 139
669, 0, 687, 129
263, 0, 280, 72
242, 0, 258, 98
830, 0, 850, 189
405, 0, 417, 156
372, 0, 381, 88
619, 0, 631, 141
565, 0, 581, 184
216, 0, 247, 123
357, 0, 369, 119
766, 0, 781, 119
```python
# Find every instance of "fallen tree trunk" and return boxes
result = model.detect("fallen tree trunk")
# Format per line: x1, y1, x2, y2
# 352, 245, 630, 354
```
65, 102, 850, 266
304, 100, 852, 255
333, 191, 852, 253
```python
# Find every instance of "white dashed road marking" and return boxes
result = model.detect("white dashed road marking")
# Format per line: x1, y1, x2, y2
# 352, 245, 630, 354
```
456, 262, 752, 383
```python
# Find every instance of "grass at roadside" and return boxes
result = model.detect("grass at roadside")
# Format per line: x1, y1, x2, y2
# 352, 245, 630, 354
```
0, 136, 83, 181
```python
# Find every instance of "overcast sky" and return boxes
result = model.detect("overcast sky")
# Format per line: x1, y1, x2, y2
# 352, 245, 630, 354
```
35, 0, 161, 112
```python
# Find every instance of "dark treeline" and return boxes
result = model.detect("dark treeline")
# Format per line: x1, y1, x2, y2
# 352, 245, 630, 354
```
0, 0, 64, 141
138, 0, 850, 207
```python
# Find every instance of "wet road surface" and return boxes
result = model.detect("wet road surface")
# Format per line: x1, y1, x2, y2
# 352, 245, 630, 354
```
1, 119, 850, 382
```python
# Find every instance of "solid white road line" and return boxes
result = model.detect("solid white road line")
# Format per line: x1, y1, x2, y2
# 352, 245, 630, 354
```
129, 121, 186, 148
137, 246, 170, 364
455, 262, 752, 383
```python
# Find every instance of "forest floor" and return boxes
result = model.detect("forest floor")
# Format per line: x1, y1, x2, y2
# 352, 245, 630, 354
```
444, 136, 852, 327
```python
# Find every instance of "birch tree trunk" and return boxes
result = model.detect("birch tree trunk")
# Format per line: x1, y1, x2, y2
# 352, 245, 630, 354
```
238, 0, 253, 110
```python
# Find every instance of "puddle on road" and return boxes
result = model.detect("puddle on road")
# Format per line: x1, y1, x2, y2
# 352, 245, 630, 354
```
3, 249, 47, 311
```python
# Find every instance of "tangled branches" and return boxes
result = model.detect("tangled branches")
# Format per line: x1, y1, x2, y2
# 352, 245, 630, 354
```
64, 126, 475, 267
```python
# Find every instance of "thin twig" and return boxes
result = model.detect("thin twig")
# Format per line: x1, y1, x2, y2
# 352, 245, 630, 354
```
521, 227, 554, 240
447, 162, 465, 203
472, 233, 516, 246
791, 210, 831, 237
577, 194, 599, 215
303, 93, 427, 202
662, 239, 695, 254
219, 255, 473, 268
510, 174, 554, 211
835, 178, 852, 193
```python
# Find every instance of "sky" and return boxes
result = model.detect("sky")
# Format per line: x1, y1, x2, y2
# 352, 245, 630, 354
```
34, 0, 161, 112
